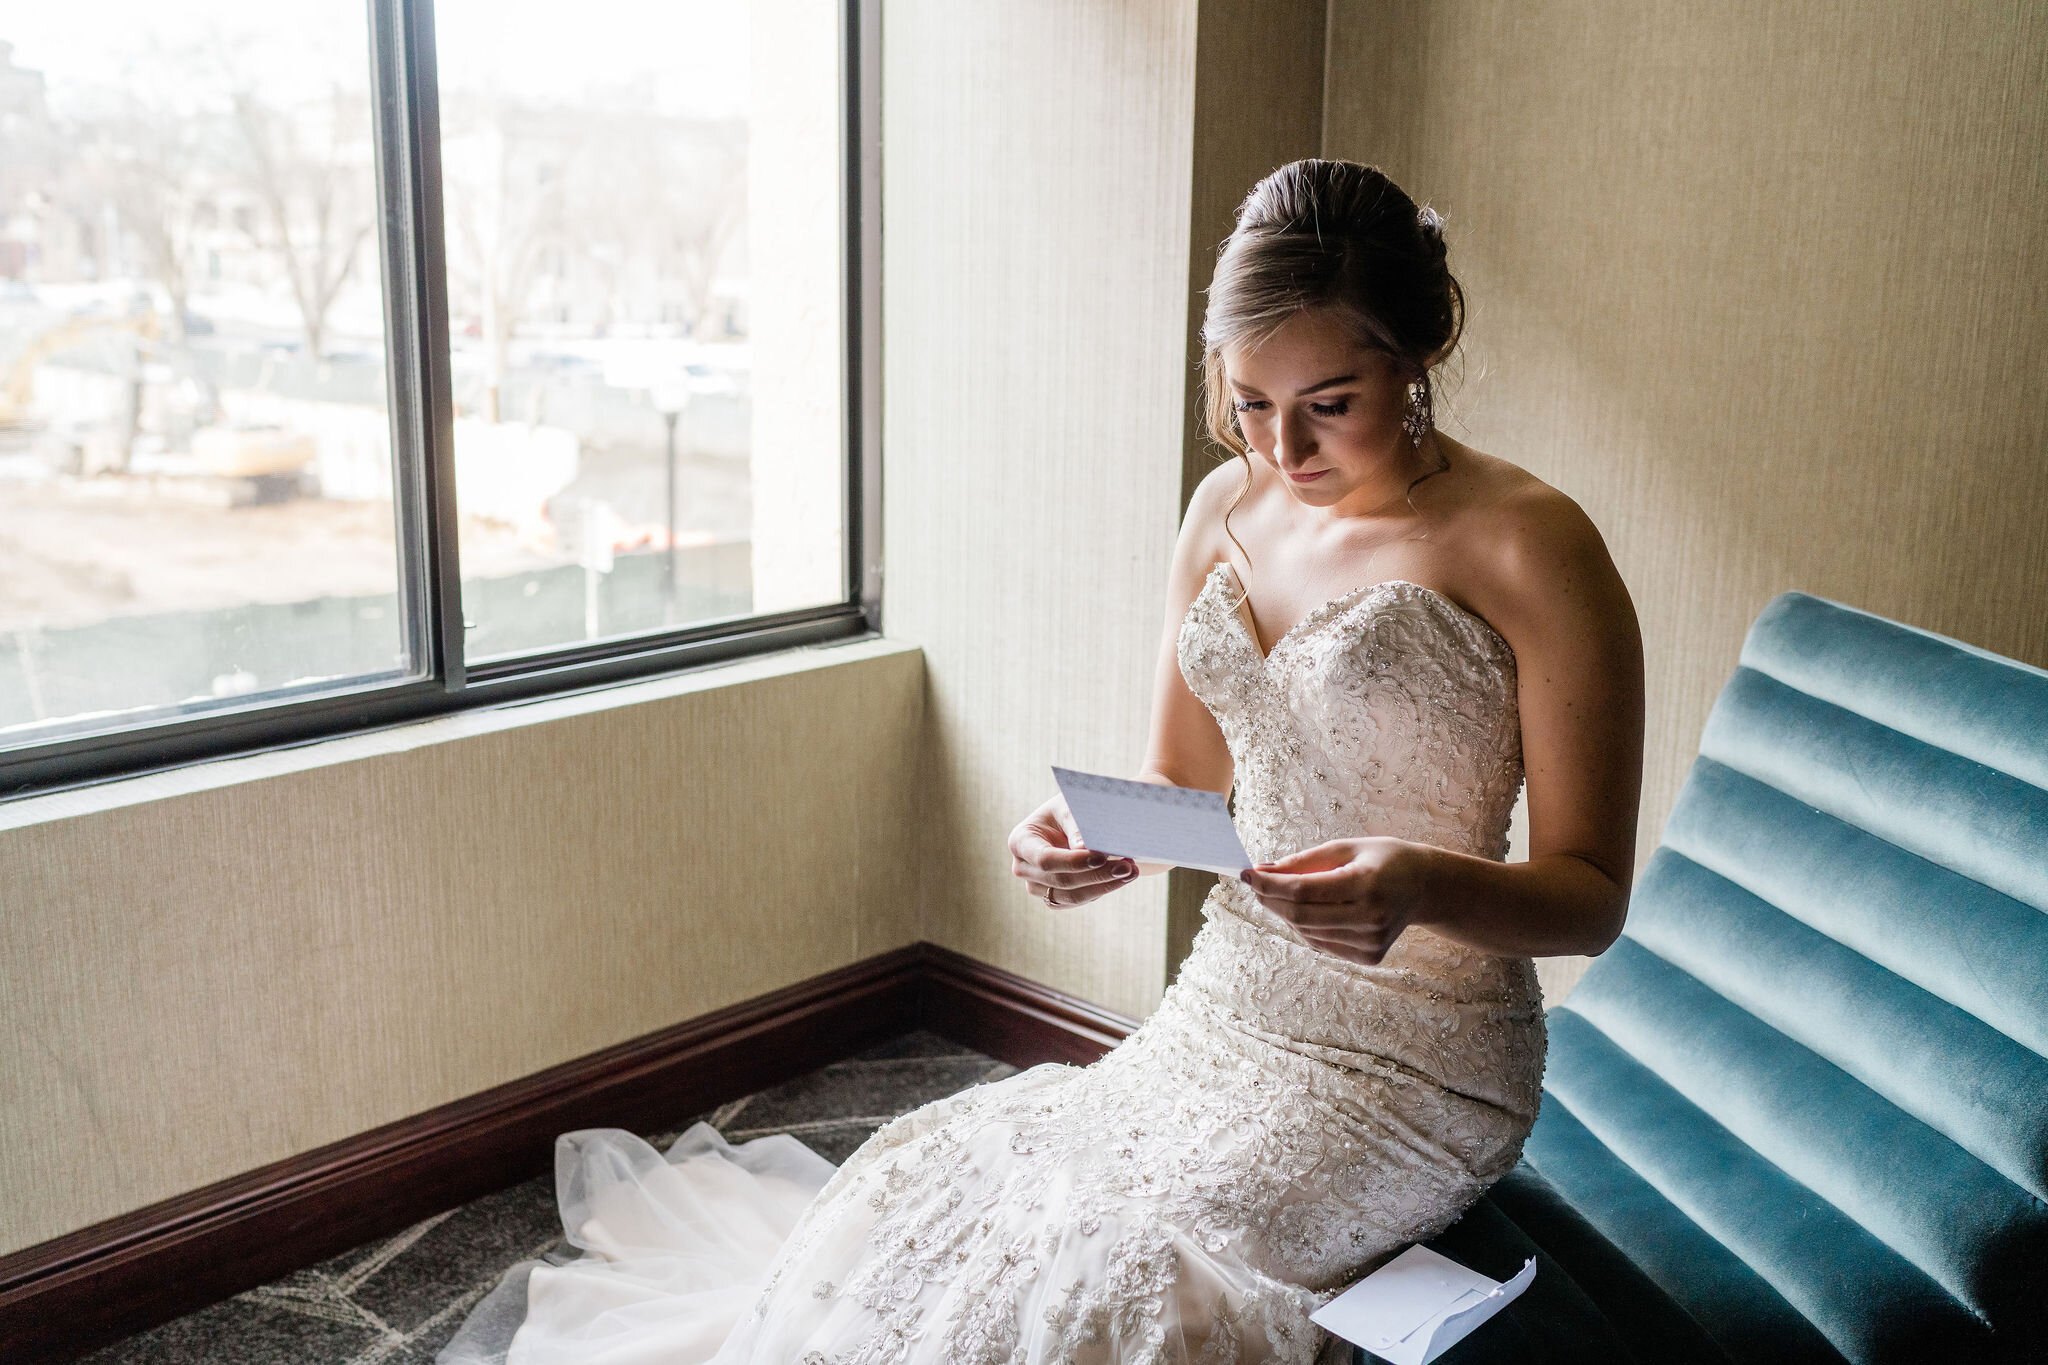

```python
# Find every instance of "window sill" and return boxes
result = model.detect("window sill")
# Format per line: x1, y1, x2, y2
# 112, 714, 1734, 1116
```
0, 634, 920, 834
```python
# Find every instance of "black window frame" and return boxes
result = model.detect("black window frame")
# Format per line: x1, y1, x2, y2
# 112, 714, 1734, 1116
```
0, 0, 882, 804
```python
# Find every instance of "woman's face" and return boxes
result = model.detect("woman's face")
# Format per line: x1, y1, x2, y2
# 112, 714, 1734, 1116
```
1221, 307, 1416, 512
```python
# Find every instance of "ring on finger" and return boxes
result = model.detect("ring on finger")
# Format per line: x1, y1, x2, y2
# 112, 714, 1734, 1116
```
1043, 886, 1059, 906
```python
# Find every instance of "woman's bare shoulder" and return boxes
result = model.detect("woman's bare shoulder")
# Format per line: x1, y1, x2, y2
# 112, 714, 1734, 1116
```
1178, 455, 1259, 564
1442, 443, 1633, 634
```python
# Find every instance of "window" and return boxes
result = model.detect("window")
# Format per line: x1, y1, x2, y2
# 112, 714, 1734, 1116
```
0, 0, 877, 800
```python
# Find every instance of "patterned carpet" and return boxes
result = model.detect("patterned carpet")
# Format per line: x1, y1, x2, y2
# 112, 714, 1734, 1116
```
82, 1032, 1018, 1365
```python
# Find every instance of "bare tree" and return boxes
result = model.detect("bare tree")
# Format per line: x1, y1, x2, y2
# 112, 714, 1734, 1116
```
53, 93, 209, 343
225, 84, 375, 358
567, 110, 746, 337
650, 117, 747, 337
440, 94, 569, 421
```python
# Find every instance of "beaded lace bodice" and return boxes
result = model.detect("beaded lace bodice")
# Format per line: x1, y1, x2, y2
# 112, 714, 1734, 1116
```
468, 559, 1551, 1365
1174, 559, 1539, 1041
1183, 559, 1525, 869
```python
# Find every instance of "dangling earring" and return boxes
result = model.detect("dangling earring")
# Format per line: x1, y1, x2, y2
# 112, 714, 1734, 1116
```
1402, 373, 1433, 448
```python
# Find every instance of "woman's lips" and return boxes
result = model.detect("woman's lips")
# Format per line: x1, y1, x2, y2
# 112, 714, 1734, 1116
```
1286, 468, 1329, 483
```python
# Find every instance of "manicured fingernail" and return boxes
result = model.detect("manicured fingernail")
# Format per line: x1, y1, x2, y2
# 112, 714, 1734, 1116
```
1113, 864, 1134, 879
1087, 853, 1106, 867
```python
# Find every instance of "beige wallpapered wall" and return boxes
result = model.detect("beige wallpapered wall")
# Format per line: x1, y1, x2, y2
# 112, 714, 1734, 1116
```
0, 641, 923, 1256
881, 0, 1201, 1021
1324, 0, 2048, 998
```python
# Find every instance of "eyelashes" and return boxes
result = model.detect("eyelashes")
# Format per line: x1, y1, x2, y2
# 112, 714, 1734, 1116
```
1232, 399, 1350, 417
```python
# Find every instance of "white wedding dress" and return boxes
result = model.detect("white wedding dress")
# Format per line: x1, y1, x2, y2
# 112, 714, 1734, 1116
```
439, 560, 1546, 1365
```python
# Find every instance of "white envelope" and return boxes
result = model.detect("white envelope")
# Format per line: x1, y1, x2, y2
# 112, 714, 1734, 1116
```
1309, 1245, 1536, 1365
1050, 766, 1251, 875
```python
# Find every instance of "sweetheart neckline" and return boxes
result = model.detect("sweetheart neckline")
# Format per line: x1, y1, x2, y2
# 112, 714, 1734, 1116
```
1204, 560, 1515, 666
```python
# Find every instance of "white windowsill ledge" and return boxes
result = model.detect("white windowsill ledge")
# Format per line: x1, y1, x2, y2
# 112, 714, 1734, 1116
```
0, 634, 921, 833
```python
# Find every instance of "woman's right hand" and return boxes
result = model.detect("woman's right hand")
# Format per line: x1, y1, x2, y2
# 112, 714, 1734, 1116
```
1007, 792, 1138, 908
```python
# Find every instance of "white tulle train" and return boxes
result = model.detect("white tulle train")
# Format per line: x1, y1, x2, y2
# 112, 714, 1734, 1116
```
436, 1121, 837, 1365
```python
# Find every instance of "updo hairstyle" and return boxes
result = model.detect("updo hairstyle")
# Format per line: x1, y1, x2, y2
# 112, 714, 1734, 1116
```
1198, 159, 1467, 566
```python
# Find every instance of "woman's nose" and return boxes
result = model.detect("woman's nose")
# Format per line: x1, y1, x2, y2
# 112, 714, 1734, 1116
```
1274, 410, 1314, 465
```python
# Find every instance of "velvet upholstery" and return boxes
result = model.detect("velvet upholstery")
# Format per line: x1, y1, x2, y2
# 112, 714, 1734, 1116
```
1357, 593, 2048, 1365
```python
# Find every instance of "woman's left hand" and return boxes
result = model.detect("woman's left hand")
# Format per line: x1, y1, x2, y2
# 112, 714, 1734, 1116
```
1237, 838, 1433, 966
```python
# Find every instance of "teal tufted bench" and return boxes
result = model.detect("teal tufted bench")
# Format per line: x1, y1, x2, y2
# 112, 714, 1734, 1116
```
1371, 592, 2048, 1365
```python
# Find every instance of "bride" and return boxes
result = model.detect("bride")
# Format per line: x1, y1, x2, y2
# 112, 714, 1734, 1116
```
438, 158, 1645, 1365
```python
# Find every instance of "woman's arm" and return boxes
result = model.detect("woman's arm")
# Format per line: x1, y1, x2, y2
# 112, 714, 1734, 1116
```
1424, 486, 1644, 955
1242, 485, 1644, 962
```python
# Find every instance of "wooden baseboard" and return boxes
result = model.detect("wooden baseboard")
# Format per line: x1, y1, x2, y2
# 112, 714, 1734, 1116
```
0, 941, 1138, 1365
918, 940, 1140, 1066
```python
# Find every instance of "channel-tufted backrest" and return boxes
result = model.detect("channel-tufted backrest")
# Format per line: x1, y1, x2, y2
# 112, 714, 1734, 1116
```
1540, 592, 2048, 1364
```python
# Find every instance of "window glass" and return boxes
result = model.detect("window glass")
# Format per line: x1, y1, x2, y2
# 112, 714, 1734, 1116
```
0, 5, 410, 748
433, 0, 847, 664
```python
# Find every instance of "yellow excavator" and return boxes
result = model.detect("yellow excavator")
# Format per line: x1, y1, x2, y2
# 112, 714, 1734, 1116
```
0, 303, 161, 430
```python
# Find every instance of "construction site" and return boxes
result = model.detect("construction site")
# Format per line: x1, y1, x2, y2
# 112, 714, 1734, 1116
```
0, 29, 766, 742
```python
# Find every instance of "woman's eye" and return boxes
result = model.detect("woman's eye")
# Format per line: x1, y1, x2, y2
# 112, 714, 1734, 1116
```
1232, 399, 1267, 414
1309, 400, 1349, 417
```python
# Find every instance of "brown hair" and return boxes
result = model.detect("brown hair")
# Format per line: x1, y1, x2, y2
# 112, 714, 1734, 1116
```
1198, 158, 1466, 576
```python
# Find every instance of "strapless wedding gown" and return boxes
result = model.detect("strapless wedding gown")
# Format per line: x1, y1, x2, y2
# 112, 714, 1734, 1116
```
439, 561, 1546, 1365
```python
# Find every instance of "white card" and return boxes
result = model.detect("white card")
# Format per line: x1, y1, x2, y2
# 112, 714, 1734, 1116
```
1309, 1245, 1536, 1365
1050, 767, 1251, 876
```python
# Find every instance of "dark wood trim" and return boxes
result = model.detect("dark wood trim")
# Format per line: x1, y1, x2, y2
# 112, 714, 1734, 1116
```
917, 940, 1139, 1067
0, 942, 1138, 1364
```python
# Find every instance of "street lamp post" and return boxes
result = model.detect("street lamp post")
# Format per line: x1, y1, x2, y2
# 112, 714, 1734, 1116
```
603, 347, 694, 632
662, 407, 680, 626
650, 382, 691, 628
